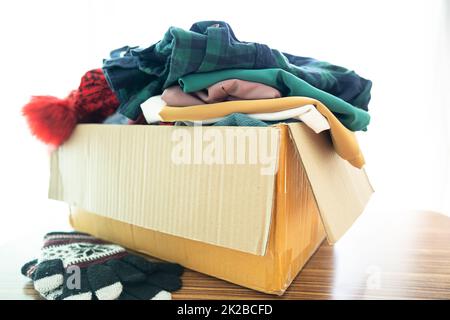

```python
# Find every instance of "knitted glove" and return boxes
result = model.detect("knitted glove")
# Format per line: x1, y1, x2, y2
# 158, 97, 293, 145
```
21, 232, 183, 300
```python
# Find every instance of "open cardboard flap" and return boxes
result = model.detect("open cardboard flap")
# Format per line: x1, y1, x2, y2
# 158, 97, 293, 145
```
287, 123, 374, 244
49, 124, 279, 256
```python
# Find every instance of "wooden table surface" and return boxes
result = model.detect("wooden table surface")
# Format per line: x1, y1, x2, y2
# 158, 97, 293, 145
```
1, 209, 450, 300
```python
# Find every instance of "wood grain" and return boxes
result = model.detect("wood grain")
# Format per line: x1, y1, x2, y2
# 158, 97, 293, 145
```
1, 210, 450, 300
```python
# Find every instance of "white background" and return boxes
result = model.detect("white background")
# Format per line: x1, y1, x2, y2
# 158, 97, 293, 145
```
0, 0, 449, 245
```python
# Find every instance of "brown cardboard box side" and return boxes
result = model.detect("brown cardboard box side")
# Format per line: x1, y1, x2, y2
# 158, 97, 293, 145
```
69, 125, 327, 295
50, 125, 278, 256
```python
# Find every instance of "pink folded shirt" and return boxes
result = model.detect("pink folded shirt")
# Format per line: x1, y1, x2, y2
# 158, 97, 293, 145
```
161, 79, 281, 106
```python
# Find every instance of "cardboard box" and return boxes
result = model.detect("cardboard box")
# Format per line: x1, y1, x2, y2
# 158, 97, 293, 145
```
49, 123, 373, 295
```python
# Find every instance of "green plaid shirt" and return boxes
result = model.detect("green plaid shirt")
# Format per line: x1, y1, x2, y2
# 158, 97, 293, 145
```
103, 21, 372, 120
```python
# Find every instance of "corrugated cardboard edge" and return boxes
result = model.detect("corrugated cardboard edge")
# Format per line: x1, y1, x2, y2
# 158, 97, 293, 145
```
260, 127, 281, 256
287, 123, 374, 244
48, 150, 62, 201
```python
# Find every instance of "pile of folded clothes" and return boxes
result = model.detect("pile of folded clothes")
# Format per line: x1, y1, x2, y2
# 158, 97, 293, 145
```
22, 20, 372, 168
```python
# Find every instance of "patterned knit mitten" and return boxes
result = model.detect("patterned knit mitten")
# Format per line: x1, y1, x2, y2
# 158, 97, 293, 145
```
21, 232, 184, 300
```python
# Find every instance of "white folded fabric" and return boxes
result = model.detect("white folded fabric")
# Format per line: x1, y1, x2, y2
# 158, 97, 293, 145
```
140, 95, 165, 123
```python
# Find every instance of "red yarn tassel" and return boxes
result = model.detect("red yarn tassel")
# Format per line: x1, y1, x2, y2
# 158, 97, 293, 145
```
22, 69, 120, 147
22, 95, 78, 147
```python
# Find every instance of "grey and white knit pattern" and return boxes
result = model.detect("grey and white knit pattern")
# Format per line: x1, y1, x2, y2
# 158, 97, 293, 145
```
39, 242, 125, 267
